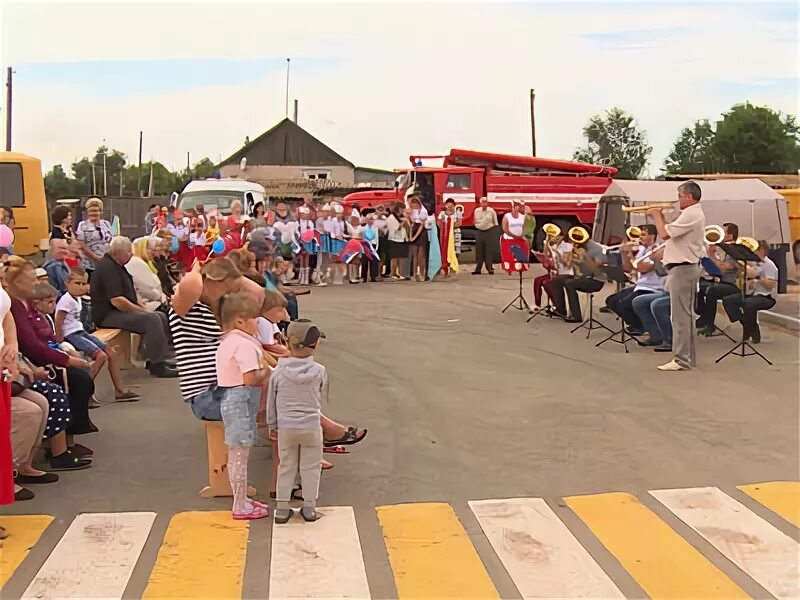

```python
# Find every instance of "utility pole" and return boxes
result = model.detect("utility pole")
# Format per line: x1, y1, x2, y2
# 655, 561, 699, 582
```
5, 67, 12, 151
137, 131, 143, 197
529, 89, 537, 157
293, 99, 298, 123
285, 58, 290, 118
102, 144, 108, 196
186, 151, 190, 174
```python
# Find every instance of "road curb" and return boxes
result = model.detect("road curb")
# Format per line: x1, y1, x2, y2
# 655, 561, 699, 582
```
760, 309, 800, 332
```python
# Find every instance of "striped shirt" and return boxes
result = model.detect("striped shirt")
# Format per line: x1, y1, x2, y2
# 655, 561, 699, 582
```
168, 302, 221, 400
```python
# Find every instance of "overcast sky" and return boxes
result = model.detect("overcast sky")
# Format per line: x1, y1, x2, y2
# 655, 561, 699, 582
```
1, 0, 797, 177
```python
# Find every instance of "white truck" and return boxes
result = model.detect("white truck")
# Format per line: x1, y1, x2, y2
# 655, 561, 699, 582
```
171, 179, 267, 216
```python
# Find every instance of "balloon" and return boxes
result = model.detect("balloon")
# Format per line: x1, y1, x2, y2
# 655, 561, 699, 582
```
343, 239, 362, 255
170, 235, 179, 253
301, 229, 315, 243
211, 237, 226, 255
0, 225, 14, 248
363, 227, 376, 242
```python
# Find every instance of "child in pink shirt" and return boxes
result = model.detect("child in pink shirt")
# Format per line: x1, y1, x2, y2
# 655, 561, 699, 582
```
215, 291, 272, 520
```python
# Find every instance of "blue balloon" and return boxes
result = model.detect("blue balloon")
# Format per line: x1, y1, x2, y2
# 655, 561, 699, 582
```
170, 236, 179, 253
363, 227, 376, 241
211, 237, 226, 255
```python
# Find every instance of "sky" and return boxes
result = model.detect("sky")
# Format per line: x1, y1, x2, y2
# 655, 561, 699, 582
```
1, 0, 798, 178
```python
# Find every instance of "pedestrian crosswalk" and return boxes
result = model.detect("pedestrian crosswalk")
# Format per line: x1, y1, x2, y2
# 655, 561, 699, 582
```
1, 482, 797, 599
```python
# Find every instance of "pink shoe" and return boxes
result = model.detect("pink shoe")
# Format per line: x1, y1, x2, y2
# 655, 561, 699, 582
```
250, 499, 271, 512
233, 505, 270, 520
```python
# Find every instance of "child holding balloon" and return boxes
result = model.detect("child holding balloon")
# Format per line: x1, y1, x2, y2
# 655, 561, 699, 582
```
361, 214, 380, 282
315, 204, 332, 287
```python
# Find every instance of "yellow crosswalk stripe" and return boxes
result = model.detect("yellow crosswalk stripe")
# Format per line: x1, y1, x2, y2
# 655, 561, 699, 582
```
738, 481, 800, 527
142, 511, 249, 599
0, 515, 53, 589
377, 502, 499, 599
565, 492, 749, 599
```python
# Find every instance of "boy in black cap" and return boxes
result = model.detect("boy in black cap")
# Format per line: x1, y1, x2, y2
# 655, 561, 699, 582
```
267, 319, 327, 523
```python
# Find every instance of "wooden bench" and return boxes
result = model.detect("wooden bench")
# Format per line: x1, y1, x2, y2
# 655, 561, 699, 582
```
199, 421, 257, 498
92, 329, 145, 369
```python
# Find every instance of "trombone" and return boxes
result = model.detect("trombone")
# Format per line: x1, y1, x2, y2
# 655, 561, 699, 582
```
602, 226, 642, 254
621, 202, 676, 213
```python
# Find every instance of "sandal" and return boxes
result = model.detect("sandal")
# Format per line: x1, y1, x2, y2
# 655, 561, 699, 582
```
274, 509, 294, 524
15, 472, 59, 485
233, 505, 269, 521
70, 444, 94, 457
114, 390, 140, 401
324, 427, 367, 448
49, 451, 92, 472
321, 459, 333, 470
269, 486, 303, 501
323, 445, 349, 455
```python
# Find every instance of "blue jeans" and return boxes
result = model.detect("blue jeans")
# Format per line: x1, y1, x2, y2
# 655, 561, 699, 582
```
632, 291, 671, 343
189, 385, 225, 421
219, 386, 261, 447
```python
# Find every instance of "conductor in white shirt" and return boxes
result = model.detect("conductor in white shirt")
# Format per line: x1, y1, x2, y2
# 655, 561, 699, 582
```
649, 181, 706, 371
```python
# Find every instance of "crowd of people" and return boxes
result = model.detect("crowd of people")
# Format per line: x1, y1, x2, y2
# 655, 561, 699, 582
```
0, 195, 369, 531
530, 182, 779, 370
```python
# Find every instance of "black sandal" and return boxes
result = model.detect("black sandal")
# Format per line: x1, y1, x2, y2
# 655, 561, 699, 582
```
269, 486, 303, 501
323, 427, 367, 448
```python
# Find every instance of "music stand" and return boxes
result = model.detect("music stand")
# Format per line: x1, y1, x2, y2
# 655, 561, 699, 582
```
502, 271, 531, 313
595, 266, 636, 352
699, 257, 736, 342
569, 277, 613, 338
714, 243, 771, 365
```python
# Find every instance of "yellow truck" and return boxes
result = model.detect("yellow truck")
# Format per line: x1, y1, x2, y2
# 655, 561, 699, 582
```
0, 152, 50, 256
781, 188, 800, 263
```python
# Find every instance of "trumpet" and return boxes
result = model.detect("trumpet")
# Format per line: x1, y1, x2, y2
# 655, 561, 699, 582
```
704, 224, 725, 245
621, 202, 676, 213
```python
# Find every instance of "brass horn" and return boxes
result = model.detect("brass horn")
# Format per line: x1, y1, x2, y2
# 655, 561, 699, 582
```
625, 226, 642, 242
736, 236, 759, 253
704, 224, 725, 245
568, 225, 590, 244
543, 223, 561, 239
621, 202, 676, 213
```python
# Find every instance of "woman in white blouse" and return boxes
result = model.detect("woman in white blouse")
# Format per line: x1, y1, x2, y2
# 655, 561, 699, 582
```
126, 237, 168, 312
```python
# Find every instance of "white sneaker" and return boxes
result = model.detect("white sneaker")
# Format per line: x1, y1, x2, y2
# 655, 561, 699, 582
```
657, 360, 688, 371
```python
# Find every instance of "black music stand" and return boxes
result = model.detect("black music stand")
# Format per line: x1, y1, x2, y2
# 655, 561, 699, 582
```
595, 266, 636, 352
714, 243, 771, 365
502, 271, 531, 313
569, 278, 613, 338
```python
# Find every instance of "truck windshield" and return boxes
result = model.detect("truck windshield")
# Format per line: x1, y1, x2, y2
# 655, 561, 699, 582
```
178, 191, 244, 214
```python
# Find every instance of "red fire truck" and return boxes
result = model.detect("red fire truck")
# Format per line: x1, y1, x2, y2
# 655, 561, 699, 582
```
343, 149, 617, 247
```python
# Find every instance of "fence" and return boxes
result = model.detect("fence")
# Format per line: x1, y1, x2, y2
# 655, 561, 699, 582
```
47, 195, 171, 240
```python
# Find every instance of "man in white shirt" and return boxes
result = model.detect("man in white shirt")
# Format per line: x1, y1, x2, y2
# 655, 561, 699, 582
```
722, 240, 777, 344
605, 224, 665, 333
649, 181, 706, 371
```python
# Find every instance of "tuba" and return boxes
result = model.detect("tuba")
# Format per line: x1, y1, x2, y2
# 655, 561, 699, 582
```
704, 224, 725, 245
543, 222, 561, 240
736, 236, 759, 253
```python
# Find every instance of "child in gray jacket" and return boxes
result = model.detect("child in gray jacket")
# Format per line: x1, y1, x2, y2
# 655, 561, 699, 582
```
267, 319, 327, 523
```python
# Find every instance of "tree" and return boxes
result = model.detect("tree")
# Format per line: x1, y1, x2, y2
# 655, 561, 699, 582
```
712, 102, 800, 173
71, 145, 127, 195
192, 157, 217, 179
664, 120, 717, 174
44, 164, 79, 199
573, 107, 653, 179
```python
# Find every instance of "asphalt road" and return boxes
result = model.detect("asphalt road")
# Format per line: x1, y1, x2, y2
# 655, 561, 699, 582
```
3, 270, 799, 599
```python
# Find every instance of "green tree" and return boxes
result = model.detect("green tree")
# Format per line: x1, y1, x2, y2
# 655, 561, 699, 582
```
71, 145, 128, 195
44, 164, 79, 200
573, 107, 653, 179
663, 120, 717, 174
711, 102, 800, 173
192, 157, 217, 179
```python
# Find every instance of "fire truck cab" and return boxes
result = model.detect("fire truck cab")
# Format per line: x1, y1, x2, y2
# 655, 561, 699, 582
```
343, 149, 616, 248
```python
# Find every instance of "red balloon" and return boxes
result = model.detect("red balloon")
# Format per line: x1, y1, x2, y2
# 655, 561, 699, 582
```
301, 229, 315, 243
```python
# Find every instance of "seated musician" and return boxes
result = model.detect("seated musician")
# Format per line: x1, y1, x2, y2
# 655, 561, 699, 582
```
632, 291, 671, 351
605, 224, 665, 334
533, 233, 572, 309
722, 240, 777, 344
548, 228, 606, 323
696, 222, 739, 335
